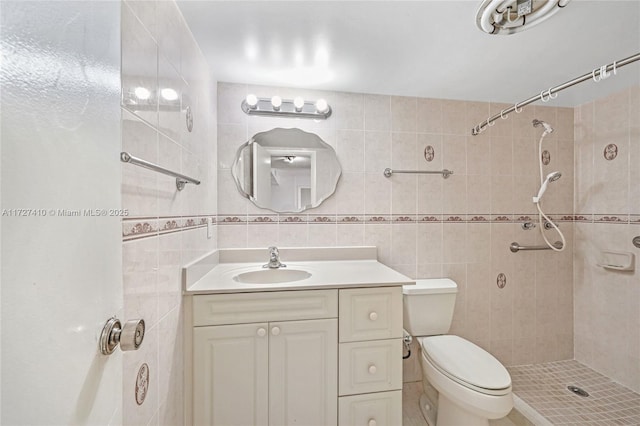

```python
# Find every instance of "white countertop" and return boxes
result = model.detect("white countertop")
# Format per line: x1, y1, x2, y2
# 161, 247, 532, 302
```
183, 247, 414, 294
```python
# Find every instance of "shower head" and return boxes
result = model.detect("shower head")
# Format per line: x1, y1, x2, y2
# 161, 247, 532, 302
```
548, 171, 562, 182
532, 119, 554, 134
533, 171, 562, 203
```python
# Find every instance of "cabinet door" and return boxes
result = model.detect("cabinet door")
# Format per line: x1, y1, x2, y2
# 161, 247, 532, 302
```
269, 319, 338, 426
193, 323, 269, 426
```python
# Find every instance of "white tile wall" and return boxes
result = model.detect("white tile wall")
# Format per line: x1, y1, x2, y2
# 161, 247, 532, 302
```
573, 85, 640, 393
216, 81, 575, 370
120, 1, 216, 424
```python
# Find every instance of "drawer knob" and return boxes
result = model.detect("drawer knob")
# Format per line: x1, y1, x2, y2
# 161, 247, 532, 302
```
369, 312, 378, 321
271, 326, 281, 336
257, 328, 267, 337
368, 419, 377, 426
368, 364, 377, 374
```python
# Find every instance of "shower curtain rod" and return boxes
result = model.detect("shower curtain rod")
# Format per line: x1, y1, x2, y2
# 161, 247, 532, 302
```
471, 52, 640, 136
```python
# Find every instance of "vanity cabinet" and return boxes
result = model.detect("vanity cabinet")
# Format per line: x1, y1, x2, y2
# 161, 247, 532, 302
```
338, 287, 403, 426
190, 286, 402, 426
192, 290, 338, 426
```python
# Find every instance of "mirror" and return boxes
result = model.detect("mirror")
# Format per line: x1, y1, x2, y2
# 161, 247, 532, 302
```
232, 128, 342, 213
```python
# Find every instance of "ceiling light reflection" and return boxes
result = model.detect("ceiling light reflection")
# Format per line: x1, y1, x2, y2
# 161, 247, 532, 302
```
161, 88, 179, 101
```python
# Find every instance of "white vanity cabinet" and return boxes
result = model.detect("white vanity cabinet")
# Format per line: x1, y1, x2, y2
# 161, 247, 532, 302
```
338, 287, 403, 426
189, 285, 404, 426
191, 290, 338, 426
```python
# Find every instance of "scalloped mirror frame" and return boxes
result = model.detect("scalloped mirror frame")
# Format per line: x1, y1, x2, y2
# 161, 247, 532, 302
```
231, 128, 342, 213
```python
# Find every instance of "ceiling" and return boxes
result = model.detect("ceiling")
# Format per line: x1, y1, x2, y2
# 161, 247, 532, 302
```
178, 1, 640, 107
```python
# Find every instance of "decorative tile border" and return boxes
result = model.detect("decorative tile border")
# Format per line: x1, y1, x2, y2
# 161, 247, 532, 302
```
594, 214, 629, 224
337, 215, 365, 223
208, 213, 640, 227
392, 215, 416, 223
123, 215, 215, 241
218, 215, 246, 224
365, 215, 392, 223
572, 214, 593, 222
418, 215, 441, 222
123, 218, 159, 241
311, 216, 336, 223
248, 215, 278, 223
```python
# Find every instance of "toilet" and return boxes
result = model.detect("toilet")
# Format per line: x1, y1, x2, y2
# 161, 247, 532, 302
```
403, 279, 513, 426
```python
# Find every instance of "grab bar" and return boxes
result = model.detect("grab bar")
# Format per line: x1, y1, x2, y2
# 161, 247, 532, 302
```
383, 168, 453, 179
120, 152, 200, 191
510, 241, 563, 253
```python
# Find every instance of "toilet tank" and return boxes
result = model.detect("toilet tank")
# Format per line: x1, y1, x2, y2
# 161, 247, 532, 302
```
402, 279, 457, 336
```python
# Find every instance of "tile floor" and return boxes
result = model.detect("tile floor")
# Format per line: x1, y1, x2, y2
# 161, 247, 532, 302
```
508, 360, 640, 425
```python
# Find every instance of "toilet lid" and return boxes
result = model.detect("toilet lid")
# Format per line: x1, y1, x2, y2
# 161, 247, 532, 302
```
420, 335, 511, 393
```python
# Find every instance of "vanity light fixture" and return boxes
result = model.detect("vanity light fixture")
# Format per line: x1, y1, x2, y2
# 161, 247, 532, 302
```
241, 94, 332, 119
315, 98, 329, 113
271, 95, 282, 111
246, 94, 258, 109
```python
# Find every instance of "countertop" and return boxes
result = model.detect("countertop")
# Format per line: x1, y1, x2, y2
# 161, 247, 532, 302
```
183, 247, 414, 294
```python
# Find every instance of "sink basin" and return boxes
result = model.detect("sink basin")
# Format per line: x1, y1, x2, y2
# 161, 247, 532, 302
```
233, 268, 312, 284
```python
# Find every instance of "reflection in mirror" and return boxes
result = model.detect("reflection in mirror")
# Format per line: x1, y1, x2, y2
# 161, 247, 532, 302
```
232, 128, 342, 213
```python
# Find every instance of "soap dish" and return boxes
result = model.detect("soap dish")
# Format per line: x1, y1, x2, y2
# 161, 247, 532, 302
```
597, 251, 635, 271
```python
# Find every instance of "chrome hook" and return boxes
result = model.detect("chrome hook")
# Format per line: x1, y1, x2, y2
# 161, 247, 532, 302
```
540, 90, 551, 102
514, 102, 523, 113
592, 68, 601, 82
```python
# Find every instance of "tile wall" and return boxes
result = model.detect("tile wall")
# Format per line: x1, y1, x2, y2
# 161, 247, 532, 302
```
573, 84, 640, 393
217, 82, 575, 373
120, 1, 216, 424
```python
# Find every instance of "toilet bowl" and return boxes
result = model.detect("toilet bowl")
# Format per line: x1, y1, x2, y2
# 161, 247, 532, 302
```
403, 279, 513, 426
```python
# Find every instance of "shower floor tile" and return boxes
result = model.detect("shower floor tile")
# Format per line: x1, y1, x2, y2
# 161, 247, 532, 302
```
508, 360, 640, 425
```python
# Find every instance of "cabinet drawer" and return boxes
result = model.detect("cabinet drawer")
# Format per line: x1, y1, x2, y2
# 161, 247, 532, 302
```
339, 287, 402, 342
338, 391, 402, 426
339, 339, 402, 396
193, 289, 338, 326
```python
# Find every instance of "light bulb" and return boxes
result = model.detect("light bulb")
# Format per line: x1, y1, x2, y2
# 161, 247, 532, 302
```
293, 97, 304, 112
160, 88, 178, 101
271, 96, 282, 111
315, 98, 328, 113
134, 87, 150, 100
246, 94, 258, 109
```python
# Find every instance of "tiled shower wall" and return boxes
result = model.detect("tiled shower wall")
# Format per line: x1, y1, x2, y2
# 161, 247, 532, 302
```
573, 85, 640, 393
217, 82, 575, 371
120, 1, 216, 424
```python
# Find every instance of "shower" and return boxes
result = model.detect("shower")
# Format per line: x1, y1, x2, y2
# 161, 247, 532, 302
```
532, 120, 566, 252
533, 171, 562, 203
532, 118, 553, 134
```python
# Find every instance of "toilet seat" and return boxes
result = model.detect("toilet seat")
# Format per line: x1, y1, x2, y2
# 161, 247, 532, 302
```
419, 335, 511, 396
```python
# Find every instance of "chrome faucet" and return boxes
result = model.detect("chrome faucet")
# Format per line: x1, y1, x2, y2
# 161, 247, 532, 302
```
263, 246, 286, 269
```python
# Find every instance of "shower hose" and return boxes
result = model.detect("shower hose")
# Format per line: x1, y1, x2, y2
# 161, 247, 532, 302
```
536, 131, 566, 252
